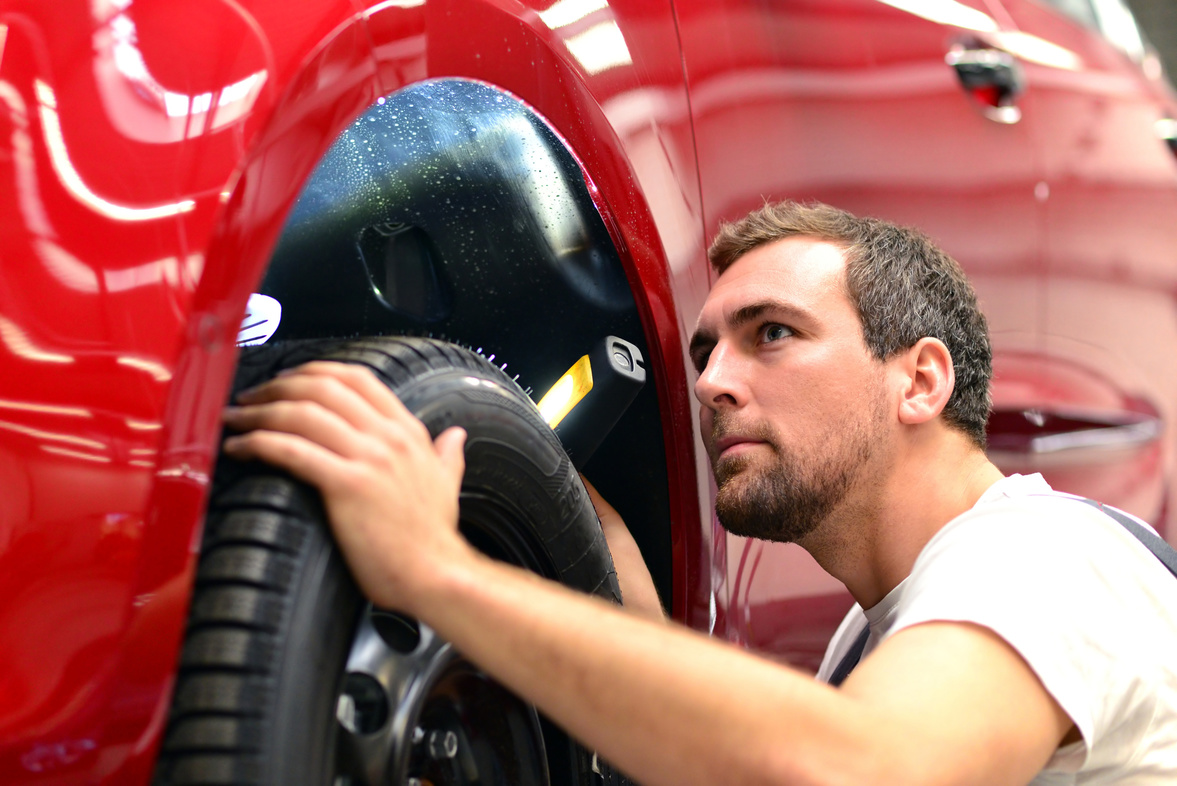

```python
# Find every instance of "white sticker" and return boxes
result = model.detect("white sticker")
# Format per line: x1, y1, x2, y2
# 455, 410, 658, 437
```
237, 293, 282, 346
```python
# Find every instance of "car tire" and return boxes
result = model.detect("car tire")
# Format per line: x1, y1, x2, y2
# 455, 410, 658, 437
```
152, 337, 634, 786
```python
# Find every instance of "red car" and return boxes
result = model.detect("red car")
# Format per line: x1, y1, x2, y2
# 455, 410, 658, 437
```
2, 0, 1175, 783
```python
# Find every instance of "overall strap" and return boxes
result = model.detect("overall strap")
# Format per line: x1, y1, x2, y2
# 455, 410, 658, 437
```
828, 624, 870, 687
1076, 498, 1177, 579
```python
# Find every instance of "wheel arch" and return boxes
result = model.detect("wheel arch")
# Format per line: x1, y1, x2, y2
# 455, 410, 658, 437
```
168, 3, 689, 660
236, 72, 681, 608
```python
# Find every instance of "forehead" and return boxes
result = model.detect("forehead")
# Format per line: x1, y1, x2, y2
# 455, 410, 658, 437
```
699, 237, 854, 325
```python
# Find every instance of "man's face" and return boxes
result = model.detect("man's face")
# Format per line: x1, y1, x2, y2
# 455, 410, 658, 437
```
690, 237, 892, 543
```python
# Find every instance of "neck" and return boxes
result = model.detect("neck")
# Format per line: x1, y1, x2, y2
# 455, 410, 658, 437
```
800, 431, 1004, 609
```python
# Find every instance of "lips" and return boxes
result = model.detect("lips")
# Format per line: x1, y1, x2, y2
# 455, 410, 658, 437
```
713, 435, 768, 460
708, 411, 777, 464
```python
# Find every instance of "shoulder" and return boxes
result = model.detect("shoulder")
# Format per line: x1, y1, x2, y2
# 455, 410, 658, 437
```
891, 484, 1177, 772
918, 485, 1158, 577
903, 487, 1177, 627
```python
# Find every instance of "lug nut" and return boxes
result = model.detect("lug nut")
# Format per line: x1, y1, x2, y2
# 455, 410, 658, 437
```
427, 729, 459, 759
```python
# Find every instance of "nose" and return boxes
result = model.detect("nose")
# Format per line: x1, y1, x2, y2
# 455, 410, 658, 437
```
693, 341, 744, 412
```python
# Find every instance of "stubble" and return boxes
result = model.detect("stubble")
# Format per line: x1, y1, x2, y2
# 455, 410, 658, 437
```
710, 396, 885, 544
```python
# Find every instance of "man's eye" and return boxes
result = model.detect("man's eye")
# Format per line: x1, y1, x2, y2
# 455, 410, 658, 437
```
761, 324, 792, 343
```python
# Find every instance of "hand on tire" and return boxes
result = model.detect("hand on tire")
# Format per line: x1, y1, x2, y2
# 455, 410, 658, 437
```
222, 361, 474, 614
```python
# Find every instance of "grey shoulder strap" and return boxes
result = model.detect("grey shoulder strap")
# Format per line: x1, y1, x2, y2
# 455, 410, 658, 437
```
828, 624, 870, 687
1076, 498, 1177, 579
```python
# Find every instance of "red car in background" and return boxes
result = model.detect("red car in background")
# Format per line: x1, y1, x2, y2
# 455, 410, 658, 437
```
1, 0, 1175, 783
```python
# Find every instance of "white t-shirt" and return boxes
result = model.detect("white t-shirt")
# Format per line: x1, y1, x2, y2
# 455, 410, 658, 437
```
816, 474, 1177, 784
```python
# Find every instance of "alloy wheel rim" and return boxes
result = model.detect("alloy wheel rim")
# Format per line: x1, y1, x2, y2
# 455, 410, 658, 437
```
333, 606, 550, 786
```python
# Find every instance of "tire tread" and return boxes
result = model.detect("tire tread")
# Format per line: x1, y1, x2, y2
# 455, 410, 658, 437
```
156, 337, 624, 785
154, 473, 320, 785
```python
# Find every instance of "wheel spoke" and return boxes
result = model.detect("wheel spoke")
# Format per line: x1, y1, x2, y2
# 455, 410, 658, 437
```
335, 605, 552, 785
335, 607, 458, 784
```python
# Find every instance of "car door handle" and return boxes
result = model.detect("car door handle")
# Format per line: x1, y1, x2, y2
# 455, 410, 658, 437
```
946, 44, 1024, 124
987, 407, 1163, 454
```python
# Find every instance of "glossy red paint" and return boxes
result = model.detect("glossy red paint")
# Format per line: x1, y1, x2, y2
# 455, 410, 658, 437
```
0, 0, 1174, 782
1003, 0, 1177, 540
1, 1, 703, 780
671, 0, 1177, 660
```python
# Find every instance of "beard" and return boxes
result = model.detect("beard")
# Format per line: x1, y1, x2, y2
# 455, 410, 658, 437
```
709, 400, 884, 544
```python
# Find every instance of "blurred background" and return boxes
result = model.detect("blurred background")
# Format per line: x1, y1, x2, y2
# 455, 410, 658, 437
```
1128, 0, 1177, 78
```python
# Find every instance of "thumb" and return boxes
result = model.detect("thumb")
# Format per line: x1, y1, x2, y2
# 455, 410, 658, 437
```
435, 426, 467, 485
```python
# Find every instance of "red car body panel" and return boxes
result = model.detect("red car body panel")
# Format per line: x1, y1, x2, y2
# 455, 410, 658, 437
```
0, 0, 1174, 781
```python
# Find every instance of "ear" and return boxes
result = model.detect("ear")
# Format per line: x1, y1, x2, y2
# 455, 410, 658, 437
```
894, 337, 955, 426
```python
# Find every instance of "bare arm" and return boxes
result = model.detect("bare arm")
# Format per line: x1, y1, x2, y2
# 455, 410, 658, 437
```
222, 363, 1072, 786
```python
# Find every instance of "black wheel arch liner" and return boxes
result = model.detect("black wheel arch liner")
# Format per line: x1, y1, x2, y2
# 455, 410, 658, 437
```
205, 76, 676, 610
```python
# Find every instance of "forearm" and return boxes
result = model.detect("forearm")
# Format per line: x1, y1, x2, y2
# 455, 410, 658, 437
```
414, 554, 883, 786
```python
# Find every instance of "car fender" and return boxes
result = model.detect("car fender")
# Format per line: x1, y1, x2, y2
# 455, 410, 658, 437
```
95, 3, 706, 783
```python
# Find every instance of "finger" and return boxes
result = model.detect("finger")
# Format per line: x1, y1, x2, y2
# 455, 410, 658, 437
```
435, 426, 468, 487
222, 429, 353, 492
236, 369, 401, 436
223, 398, 376, 461
240, 369, 436, 456
277, 361, 414, 422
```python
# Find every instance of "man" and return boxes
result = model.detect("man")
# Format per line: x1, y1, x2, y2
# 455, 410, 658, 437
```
222, 202, 1177, 784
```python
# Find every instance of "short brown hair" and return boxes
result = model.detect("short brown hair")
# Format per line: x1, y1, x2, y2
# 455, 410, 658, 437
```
709, 201, 992, 447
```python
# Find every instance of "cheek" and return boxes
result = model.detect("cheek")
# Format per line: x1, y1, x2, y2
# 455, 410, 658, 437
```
758, 375, 857, 435
699, 405, 715, 435
823, 372, 890, 430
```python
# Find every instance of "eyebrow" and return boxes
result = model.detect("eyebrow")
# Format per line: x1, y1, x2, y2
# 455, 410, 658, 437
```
689, 298, 811, 363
